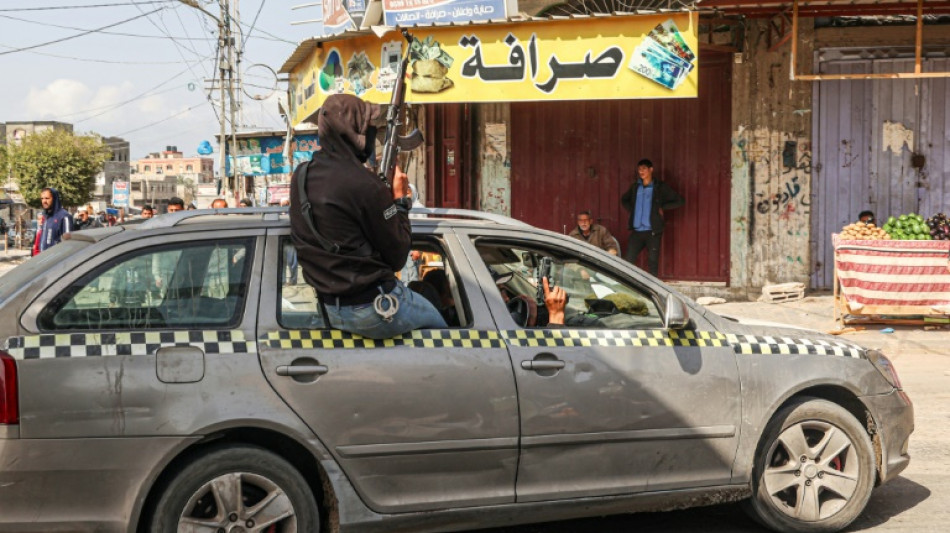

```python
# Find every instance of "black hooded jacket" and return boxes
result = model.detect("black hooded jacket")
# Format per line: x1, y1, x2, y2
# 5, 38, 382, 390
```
38, 187, 72, 253
289, 94, 411, 297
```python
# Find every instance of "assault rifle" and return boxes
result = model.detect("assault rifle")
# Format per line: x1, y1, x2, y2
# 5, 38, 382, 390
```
378, 29, 424, 186
536, 257, 553, 305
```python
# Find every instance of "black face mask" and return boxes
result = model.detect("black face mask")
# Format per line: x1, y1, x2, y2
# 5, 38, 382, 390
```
359, 126, 377, 163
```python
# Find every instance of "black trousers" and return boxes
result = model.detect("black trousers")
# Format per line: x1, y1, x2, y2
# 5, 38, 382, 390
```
625, 230, 662, 277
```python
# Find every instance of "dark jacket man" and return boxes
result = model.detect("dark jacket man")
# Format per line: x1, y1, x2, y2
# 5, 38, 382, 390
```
289, 95, 410, 296
620, 178, 684, 234
620, 160, 684, 276
37, 187, 72, 254
289, 94, 446, 338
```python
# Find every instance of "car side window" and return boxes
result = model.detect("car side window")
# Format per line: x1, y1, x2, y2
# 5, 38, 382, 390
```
38, 238, 253, 331
278, 239, 324, 329
475, 241, 663, 329
277, 237, 470, 329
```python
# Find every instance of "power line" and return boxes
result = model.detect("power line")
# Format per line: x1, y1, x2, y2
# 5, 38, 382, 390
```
0, 8, 164, 56
241, 0, 267, 52
114, 103, 205, 136
0, 42, 211, 64
0, 1, 173, 12
134, 2, 214, 109
49, 66, 193, 121
76, 85, 185, 123
0, 13, 215, 40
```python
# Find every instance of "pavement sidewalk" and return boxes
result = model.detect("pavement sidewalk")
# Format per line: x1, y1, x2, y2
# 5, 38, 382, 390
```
0, 248, 30, 262
711, 295, 948, 358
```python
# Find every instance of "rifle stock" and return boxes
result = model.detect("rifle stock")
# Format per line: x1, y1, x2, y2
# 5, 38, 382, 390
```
378, 29, 420, 186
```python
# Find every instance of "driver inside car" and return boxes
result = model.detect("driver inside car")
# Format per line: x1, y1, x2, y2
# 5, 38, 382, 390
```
492, 267, 566, 327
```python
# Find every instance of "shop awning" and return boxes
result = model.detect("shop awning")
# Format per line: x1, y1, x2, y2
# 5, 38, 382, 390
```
280, 10, 692, 74
695, 0, 950, 17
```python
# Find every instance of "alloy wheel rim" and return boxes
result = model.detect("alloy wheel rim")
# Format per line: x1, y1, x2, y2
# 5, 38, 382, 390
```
763, 420, 861, 522
178, 472, 297, 533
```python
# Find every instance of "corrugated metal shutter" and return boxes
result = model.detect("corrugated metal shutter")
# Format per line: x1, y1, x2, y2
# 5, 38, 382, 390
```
921, 59, 950, 218
811, 53, 946, 289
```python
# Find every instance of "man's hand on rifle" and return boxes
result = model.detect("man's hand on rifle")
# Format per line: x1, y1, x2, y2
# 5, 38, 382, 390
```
392, 165, 409, 201
543, 277, 567, 325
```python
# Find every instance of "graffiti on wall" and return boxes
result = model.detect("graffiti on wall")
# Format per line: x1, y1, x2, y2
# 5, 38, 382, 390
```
731, 126, 813, 285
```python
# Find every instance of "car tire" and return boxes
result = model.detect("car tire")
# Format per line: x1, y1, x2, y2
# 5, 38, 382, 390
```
745, 398, 875, 533
148, 444, 319, 533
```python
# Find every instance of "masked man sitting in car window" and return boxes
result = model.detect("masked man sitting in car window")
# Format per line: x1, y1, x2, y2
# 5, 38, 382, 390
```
289, 94, 446, 339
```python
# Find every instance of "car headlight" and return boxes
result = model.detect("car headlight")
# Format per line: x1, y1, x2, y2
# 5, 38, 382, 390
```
866, 349, 911, 403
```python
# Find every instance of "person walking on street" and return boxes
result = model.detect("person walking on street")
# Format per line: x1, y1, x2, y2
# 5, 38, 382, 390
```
569, 210, 619, 255
620, 159, 684, 277
290, 93, 446, 339
35, 188, 72, 255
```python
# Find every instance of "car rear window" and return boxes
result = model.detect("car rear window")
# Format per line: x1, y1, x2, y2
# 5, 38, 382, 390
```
37, 238, 254, 331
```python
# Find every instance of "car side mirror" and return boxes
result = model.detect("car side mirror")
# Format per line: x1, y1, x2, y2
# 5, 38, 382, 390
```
664, 294, 690, 330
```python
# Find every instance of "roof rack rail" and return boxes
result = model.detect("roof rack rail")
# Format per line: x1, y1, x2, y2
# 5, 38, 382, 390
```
138, 207, 286, 229
409, 207, 531, 227
136, 206, 530, 229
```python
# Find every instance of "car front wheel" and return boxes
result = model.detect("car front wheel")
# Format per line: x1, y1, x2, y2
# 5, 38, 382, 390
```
148, 444, 319, 533
746, 398, 876, 533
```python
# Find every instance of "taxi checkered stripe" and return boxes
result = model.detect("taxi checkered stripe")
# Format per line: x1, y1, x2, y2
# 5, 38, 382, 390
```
3, 330, 254, 360
500, 329, 731, 348
723, 334, 863, 359
263, 329, 505, 349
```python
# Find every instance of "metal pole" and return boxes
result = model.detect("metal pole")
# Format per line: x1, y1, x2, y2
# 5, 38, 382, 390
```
915, 0, 924, 75
218, 0, 229, 197
228, 2, 239, 202
790, 0, 799, 81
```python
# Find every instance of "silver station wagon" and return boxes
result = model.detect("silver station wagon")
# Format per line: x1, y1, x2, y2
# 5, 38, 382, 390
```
0, 208, 912, 533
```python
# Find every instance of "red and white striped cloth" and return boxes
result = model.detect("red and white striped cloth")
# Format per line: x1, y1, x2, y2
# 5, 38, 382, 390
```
833, 235, 950, 313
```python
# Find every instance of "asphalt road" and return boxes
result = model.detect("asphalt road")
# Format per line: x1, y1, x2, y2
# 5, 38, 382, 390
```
469, 298, 949, 533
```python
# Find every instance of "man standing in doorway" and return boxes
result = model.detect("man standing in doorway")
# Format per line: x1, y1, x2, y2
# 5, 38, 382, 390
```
620, 159, 684, 277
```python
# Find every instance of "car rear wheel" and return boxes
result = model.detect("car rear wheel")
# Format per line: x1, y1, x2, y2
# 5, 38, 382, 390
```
148, 444, 319, 533
746, 398, 875, 533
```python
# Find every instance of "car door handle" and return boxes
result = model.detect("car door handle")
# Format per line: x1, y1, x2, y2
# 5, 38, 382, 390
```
521, 360, 565, 371
276, 365, 329, 377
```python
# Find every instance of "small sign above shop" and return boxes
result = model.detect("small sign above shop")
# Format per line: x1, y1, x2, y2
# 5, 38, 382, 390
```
381, 0, 516, 26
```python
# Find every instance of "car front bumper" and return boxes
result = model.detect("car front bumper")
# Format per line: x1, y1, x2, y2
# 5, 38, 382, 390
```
862, 389, 914, 485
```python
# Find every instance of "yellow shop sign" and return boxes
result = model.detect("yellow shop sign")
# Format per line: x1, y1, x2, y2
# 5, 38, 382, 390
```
287, 13, 699, 127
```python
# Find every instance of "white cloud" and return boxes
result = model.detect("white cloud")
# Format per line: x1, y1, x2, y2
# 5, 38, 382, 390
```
23, 79, 92, 119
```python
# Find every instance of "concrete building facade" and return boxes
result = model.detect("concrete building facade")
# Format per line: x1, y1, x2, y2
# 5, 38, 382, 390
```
132, 147, 214, 210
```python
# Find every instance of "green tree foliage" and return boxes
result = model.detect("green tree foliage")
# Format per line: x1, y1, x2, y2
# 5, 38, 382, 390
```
8, 129, 111, 208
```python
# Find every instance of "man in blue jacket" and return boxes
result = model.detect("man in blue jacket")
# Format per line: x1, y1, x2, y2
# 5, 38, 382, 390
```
36, 187, 72, 254
620, 159, 684, 277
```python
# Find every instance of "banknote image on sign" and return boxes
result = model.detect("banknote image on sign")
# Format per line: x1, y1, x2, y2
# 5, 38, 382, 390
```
628, 18, 696, 90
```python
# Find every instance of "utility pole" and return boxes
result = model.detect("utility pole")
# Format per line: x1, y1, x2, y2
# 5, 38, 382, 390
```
178, 0, 239, 199
218, 0, 229, 197
227, 0, 239, 200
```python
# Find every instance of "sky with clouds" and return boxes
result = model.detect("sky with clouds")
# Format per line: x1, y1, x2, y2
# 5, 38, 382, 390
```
0, 0, 322, 159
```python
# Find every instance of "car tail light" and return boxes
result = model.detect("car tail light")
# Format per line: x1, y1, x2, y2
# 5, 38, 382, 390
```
0, 352, 18, 425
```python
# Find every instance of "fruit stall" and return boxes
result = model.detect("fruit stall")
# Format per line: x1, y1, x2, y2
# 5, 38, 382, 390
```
833, 213, 950, 325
